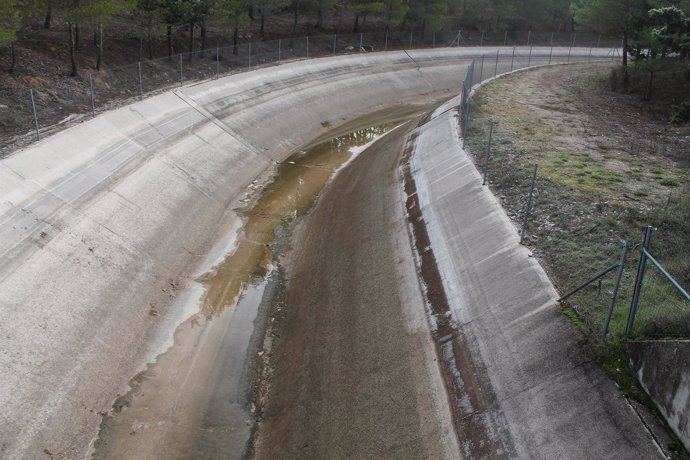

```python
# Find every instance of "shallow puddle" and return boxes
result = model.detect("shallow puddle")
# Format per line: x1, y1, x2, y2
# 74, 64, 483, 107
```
200, 117, 419, 319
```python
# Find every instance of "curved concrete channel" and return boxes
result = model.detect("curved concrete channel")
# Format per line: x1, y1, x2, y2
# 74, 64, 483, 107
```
0, 47, 661, 459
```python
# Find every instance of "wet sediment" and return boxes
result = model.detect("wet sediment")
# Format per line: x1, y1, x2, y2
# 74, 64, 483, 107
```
91, 107, 429, 460
252, 111, 458, 458
400, 114, 515, 458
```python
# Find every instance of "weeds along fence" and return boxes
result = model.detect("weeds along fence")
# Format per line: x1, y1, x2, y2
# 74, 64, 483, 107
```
458, 56, 689, 341
3, 30, 621, 156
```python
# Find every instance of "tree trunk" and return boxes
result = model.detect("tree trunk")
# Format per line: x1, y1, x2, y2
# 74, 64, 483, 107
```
147, 17, 154, 60
167, 24, 173, 59
644, 70, 654, 100
336, 0, 344, 34
96, 23, 103, 71
75, 25, 80, 50
44, 1, 52, 29
400, 12, 408, 33
315, 3, 323, 29
352, 14, 360, 33
201, 25, 206, 57
290, 0, 301, 47
260, 12, 265, 38
622, 30, 629, 92
622, 30, 628, 67
233, 25, 239, 55
188, 21, 194, 61
68, 22, 78, 77
9, 42, 16, 73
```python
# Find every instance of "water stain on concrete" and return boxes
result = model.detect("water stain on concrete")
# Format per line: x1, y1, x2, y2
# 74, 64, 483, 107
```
199, 117, 419, 319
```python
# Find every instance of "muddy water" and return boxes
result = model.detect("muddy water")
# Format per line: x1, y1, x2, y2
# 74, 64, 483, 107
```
200, 115, 422, 319
91, 105, 434, 460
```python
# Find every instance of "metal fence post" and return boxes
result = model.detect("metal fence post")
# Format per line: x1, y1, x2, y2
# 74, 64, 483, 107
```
550, 31, 554, 46
528, 46, 533, 67
527, 30, 531, 46
520, 164, 538, 243
626, 226, 655, 336
333, 34, 337, 55
602, 241, 630, 339
306, 36, 309, 58
248, 43, 252, 68
179, 53, 183, 86
503, 30, 507, 46
359, 32, 363, 51
548, 46, 553, 64
494, 49, 499, 76
432, 31, 436, 48
511, 47, 515, 71
409, 30, 413, 49
278, 39, 281, 62
568, 44, 572, 63
479, 54, 484, 81
89, 73, 96, 117
216, 47, 220, 78
385, 29, 388, 50
29, 89, 40, 140
480, 31, 484, 47
138, 61, 144, 97
482, 120, 495, 185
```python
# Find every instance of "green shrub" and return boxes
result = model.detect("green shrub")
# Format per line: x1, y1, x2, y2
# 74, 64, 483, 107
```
670, 101, 690, 124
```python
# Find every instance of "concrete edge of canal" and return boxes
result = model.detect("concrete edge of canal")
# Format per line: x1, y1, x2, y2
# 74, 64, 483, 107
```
405, 97, 665, 457
0, 47, 631, 459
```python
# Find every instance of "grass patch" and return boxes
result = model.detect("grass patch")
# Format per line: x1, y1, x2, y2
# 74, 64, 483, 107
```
660, 178, 679, 187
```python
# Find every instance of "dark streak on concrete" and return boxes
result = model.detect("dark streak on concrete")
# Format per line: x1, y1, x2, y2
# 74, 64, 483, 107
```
400, 113, 512, 459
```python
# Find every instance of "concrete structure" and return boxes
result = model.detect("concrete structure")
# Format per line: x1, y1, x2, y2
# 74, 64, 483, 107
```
628, 340, 690, 450
406, 98, 663, 457
0, 47, 627, 459
0, 49, 473, 460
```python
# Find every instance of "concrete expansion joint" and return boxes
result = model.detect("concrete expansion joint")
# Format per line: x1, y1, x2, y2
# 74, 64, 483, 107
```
624, 398, 669, 456
172, 91, 263, 157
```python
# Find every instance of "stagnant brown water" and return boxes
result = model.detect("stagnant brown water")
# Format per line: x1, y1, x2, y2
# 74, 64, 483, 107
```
199, 108, 430, 319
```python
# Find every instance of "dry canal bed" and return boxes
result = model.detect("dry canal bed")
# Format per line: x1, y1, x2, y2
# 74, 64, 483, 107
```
91, 102, 455, 459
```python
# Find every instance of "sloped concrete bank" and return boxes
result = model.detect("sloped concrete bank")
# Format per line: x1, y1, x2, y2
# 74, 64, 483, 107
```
404, 98, 664, 457
0, 50, 469, 459
0, 47, 618, 458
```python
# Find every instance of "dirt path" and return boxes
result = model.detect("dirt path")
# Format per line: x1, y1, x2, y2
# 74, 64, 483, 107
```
252, 122, 459, 458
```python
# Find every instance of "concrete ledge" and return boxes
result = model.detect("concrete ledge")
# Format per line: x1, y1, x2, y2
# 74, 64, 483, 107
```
627, 340, 690, 450
408, 98, 663, 457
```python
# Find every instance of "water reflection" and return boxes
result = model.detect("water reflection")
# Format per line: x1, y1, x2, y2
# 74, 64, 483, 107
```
199, 124, 398, 319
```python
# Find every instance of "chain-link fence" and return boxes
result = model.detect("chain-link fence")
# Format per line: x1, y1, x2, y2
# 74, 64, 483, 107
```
458, 55, 689, 341
2, 30, 621, 156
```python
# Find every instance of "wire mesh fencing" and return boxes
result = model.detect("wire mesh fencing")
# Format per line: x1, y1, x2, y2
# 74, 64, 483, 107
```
2, 29, 623, 156
457, 54, 689, 341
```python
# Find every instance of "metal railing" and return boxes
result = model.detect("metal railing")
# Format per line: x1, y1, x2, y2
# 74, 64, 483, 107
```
626, 226, 690, 337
